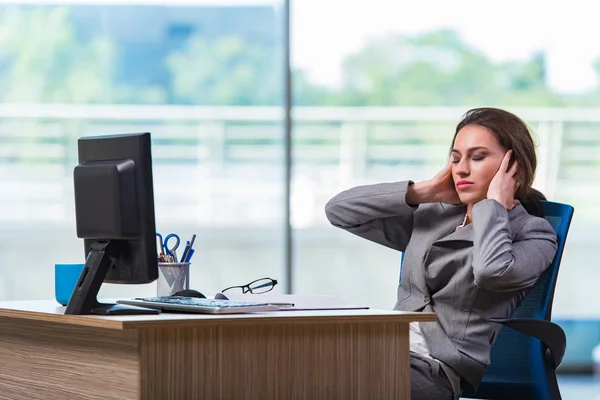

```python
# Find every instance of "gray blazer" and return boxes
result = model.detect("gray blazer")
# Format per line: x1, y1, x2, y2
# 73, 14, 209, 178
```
325, 180, 558, 392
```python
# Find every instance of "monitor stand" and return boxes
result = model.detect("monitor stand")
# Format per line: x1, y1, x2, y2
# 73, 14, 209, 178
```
65, 240, 159, 315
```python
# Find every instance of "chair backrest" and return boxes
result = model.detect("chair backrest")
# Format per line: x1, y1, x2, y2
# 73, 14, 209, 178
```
513, 201, 574, 320
465, 200, 574, 399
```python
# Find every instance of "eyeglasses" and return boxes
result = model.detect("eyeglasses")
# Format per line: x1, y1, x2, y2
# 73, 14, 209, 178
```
221, 277, 278, 294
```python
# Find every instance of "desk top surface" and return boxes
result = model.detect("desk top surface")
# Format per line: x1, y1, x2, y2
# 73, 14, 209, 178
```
0, 300, 436, 330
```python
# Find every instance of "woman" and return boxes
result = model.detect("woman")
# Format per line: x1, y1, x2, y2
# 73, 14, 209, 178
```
325, 107, 558, 400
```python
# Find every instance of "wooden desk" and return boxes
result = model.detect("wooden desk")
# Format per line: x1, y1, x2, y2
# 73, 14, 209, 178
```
0, 300, 435, 400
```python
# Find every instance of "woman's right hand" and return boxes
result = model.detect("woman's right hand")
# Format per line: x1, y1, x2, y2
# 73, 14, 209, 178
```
406, 159, 461, 205
429, 159, 461, 204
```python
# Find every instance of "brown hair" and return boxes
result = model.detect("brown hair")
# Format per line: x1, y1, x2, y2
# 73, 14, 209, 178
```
452, 107, 546, 216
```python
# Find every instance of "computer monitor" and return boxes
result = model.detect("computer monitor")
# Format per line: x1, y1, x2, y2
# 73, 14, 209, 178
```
65, 132, 160, 315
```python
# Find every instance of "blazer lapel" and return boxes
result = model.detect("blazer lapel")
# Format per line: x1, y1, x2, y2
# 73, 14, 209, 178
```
433, 222, 474, 246
409, 204, 469, 296
432, 203, 474, 246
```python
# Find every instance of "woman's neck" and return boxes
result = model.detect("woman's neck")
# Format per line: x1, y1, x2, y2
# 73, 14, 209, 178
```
465, 203, 473, 225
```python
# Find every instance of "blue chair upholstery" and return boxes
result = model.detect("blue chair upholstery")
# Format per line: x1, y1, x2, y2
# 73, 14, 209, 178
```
461, 200, 574, 400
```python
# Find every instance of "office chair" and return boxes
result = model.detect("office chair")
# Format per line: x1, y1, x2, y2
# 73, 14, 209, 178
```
461, 200, 574, 400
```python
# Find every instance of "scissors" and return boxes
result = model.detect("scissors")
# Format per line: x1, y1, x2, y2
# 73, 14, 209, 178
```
156, 233, 181, 259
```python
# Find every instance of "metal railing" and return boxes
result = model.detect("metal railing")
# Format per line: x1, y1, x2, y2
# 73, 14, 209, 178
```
0, 104, 599, 226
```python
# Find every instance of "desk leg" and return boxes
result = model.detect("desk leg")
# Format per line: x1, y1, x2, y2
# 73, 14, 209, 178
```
0, 318, 139, 400
139, 320, 410, 400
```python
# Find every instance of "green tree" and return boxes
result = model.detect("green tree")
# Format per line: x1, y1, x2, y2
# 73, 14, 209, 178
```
0, 7, 110, 102
166, 35, 283, 105
292, 68, 338, 106
572, 56, 600, 106
0, 6, 164, 104
313, 29, 565, 107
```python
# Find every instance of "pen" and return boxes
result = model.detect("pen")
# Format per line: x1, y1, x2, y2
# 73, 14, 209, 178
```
269, 302, 294, 308
185, 248, 195, 262
180, 241, 190, 264
181, 234, 196, 262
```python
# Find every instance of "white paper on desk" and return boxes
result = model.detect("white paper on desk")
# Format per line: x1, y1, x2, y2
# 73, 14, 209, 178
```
215, 293, 369, 311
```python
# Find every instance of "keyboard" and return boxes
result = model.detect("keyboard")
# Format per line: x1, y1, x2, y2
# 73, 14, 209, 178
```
116, 296, 280, 314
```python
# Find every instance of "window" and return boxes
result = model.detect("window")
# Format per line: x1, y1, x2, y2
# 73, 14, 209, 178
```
0, 1, 286, 300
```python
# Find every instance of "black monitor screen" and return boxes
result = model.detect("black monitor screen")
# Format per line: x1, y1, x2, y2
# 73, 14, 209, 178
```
74, 132, 158, 284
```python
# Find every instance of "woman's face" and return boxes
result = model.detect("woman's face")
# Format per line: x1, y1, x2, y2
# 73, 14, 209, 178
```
451, 124, 506, 205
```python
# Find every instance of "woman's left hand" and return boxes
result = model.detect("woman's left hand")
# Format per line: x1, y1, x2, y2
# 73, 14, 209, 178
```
487, 150, 520, 210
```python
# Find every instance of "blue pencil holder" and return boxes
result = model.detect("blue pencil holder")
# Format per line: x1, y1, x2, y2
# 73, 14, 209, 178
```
55, 263, 85, 306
